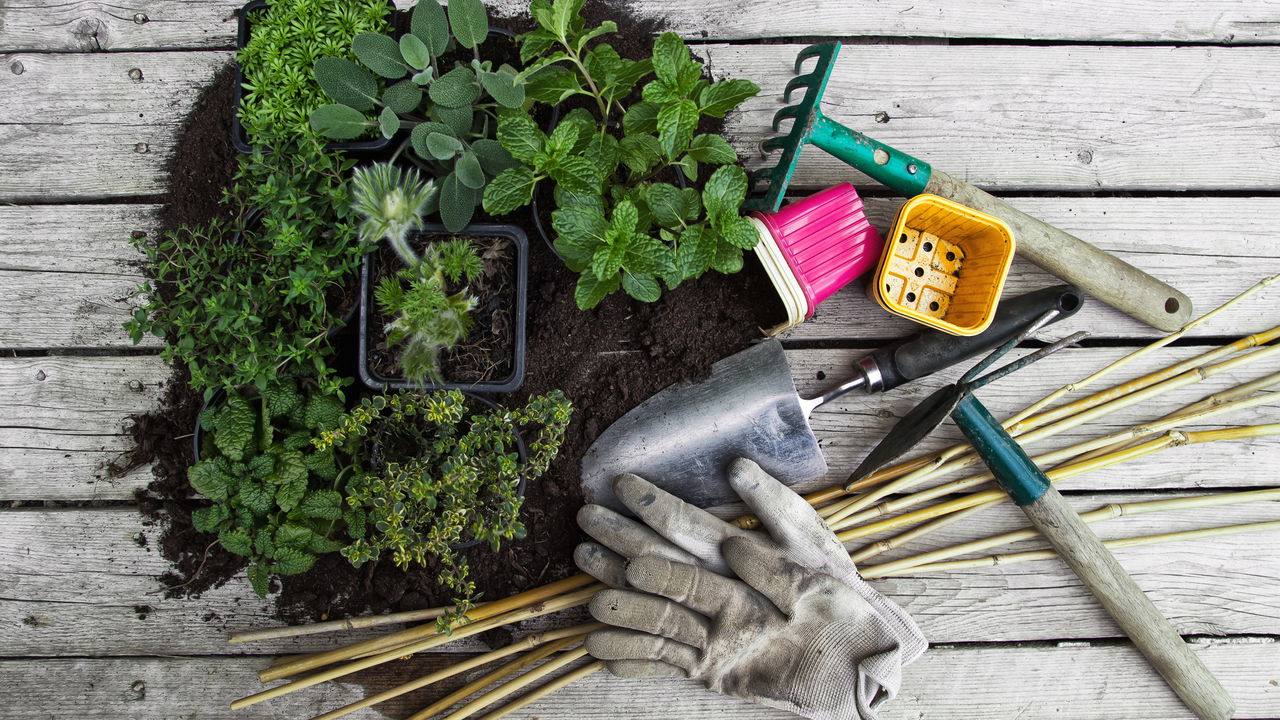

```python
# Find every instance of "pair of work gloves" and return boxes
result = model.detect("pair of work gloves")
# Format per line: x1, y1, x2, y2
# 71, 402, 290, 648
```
575, 458, 927, 720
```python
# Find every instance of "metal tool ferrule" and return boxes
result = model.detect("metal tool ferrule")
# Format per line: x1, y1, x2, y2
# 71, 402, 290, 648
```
857, 355, 885, 393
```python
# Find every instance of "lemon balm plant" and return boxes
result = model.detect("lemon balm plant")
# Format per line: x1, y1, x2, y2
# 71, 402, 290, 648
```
314, 389, 572, 621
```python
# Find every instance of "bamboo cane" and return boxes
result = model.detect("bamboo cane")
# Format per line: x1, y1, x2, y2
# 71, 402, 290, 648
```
831, 390, 1280, 535
259, 573, 596, 682
232, 605, 459, 644
231, 586, 600, 710
405, 634, 591, 720
869, 521, 1280, 577
860, 488, 1280, 578
476, 661, 606, 720
1070, 371, 1280, 464
438, 647, 590, 720
309, 624, 600, 720
835, 424, 1280, 545
828, 345, 1280, 529
850, 502, 990, 564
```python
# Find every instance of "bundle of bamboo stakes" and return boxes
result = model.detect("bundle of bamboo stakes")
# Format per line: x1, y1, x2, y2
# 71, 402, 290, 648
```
229, 275, 1280, 720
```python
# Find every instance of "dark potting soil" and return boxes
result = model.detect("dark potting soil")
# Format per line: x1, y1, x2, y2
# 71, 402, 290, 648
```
124, 0, 787, 627
368, 234, 516, 385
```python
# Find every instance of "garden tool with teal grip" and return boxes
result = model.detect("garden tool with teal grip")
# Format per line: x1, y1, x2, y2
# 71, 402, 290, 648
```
743, 41, 1194, 332
848, 311, 1234, 720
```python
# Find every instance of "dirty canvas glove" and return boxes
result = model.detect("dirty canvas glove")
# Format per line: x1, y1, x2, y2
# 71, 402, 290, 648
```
575, 459, 925, 716
588, 536, 903, 720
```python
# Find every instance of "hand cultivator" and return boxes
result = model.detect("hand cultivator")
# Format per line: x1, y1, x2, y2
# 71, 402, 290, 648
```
744, 41, 1195, 332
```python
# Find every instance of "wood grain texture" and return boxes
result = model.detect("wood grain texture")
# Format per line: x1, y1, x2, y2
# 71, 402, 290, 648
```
0, 356, 170, 500
0, 642, 1276, 720
5, 45, 1280, 200
0, 204, 161, 349
0, 51, 230, 201
2, 197, 1278, 348
3, 496, 1277, 657
2, 345, 1277, 500
3, 0, 1280, 51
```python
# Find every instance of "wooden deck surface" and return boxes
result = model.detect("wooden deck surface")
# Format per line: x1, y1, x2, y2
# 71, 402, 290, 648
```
2, 1, 1279, 718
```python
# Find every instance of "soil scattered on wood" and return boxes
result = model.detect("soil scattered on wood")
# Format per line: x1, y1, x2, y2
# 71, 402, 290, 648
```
121, 1, 787, 627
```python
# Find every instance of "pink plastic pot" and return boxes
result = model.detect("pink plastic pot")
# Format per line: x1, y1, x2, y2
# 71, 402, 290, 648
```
750, 182, 882, 333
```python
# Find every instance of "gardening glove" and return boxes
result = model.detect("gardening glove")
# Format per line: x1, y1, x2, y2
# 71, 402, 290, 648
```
574, 458, 925, 719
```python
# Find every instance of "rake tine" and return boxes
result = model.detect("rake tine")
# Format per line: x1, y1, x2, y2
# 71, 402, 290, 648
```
794, 41, 837, 73
783, 73, 820, 104
771, 103, 806, 132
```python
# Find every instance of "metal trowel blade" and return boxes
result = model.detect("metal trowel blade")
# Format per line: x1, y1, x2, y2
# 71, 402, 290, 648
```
580, 339, 828, 511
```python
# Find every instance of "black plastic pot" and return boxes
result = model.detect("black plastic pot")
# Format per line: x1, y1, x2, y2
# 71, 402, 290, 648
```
231, 0, 397, 154
359, 223, 529, 393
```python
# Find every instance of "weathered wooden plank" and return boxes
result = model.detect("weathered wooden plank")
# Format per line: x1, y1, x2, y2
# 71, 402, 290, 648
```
0, 641, 1276, 719
3, 0, 1280, 52
713, 44, 1280, 192
6, 46, 1280, 200
0, 356, 170, 500
3, 496, 1277, 657
2, 345, 1277, 500
0, 51, 230, 201
0, 204, 161, 349
3, 197, 1279, 349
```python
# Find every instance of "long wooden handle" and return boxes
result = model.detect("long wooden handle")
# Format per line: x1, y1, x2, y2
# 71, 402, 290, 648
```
951, 395, 1233, 720
1022, 488, 1234, 720
925, 170, 1193, 332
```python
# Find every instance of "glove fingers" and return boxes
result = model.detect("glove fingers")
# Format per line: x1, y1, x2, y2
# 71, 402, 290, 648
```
728, 458, 852, 574
604, 660, 688, 679
722, 534, 822, 615
624, 554, 743, 617
586, 628, 698, 673
574, 542, 628, 588
577, 504, 699, 566
590, 589, 710, 649
613, 473, 741, 574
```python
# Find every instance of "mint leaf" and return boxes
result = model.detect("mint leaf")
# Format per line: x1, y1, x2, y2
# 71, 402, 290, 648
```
545, 119, 581, 158
547, 155, 600, 195
213, 394, 255, 462
525, 65, 583, 105
552, 205, 608, 272
711, 241, 744, 274
623, 234, 675, 276
721, 215, 759, 249
622, 273, 661, 302
591, 242, 627, 279
353, 32, 406, 78
656, 99, 698, 159
574, 271, 621, 309
496, 111, 546, 165
188, 459, 233, 502
619, 134, 662, 174
237, 481, 274, 516
699, 78, 760, 118
192, 504, 230, 533
686, 134, 738, 165
271, 546, 317, 576
702, 165, 748, 220
611, 200, 639, 236
641, 79, 680, 104
645, 183, 684, 227
309, 104, 370, 139
299, 490, 344, 520
676, 225, 715, 279
651, 32, 689, 87
275, 523, 314, 550
483, 166, 537, 215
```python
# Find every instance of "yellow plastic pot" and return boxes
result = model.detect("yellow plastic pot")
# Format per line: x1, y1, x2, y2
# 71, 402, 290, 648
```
871, 194, 1016, 336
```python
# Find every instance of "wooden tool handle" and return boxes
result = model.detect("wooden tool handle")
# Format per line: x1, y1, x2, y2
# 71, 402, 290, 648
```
1023, 488, 1235, 720
925, 170, 1193, 332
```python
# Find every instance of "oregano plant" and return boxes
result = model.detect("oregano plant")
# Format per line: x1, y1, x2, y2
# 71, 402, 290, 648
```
309, 0, 523, 230
481, 0, 761, 309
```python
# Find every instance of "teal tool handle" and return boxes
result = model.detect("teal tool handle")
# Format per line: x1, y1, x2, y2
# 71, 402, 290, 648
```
810, 114, 931, 197
951, 395, 1234, 720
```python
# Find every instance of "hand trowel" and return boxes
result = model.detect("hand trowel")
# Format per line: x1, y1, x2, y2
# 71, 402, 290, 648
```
580, 285, 1082, 510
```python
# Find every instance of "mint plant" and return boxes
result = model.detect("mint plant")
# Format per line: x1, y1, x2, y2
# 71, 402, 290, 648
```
188, 379, 359, 597
481, 0, 760, 309
315, 389, 572, 622
309, 0, 522, 231
351, 163, 484, 384
237, 0, 391, 146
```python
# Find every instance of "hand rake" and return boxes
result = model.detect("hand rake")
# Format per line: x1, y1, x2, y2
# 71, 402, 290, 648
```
744, 42, 1194, 333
